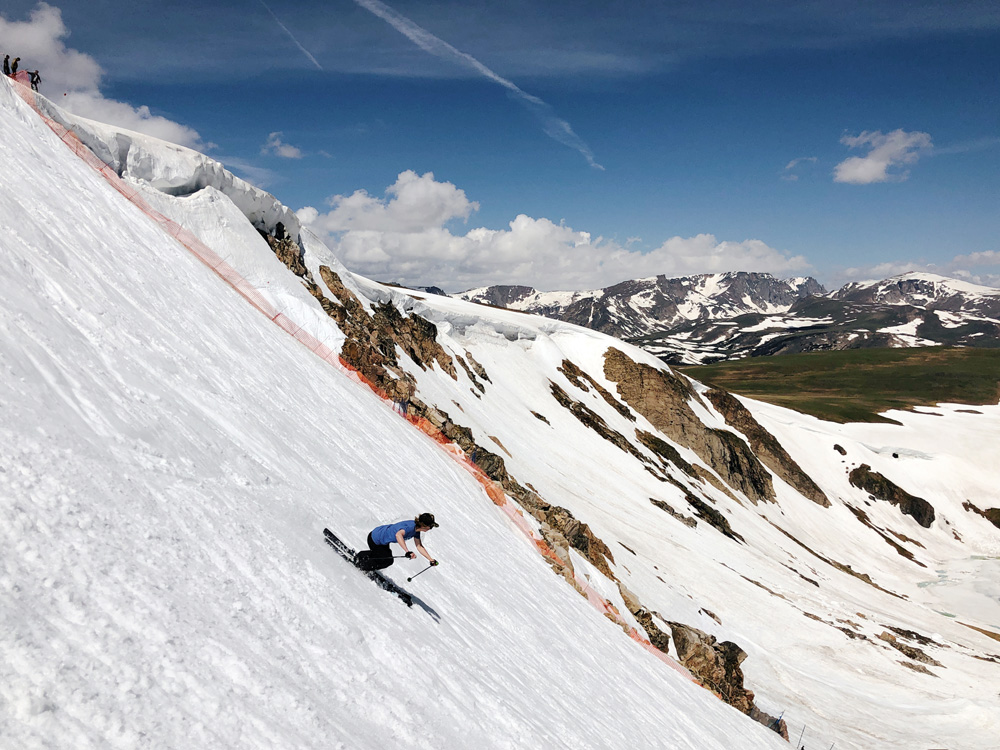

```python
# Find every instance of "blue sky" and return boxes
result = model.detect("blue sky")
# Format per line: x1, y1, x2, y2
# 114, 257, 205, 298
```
2, 1, 998, 291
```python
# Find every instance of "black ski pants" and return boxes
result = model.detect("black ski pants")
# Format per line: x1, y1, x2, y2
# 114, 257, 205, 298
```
356, 532, 393, 571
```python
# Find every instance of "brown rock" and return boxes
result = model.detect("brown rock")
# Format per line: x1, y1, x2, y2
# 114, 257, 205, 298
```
849, 465, 935, 528
666, 622, 755, 714
604, 348, 775, 504
704, 389, 829, 506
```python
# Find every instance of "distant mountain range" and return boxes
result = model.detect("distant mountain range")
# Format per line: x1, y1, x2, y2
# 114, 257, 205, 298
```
450, 272, 1000, 364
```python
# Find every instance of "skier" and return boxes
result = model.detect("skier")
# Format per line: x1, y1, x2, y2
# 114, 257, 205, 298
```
355, 513, 439, 572
3, 55, 10, 77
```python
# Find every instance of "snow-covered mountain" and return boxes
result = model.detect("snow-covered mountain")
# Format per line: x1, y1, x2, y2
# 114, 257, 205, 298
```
3, 76, 1000, 750
457, 273, 826, 339
456, 273, 1000, 365
833, 273, 1000, 309
639, 273, 1000, 364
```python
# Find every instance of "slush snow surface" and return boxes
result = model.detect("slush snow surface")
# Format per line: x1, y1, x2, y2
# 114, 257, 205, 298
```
3, 78, 1000, 749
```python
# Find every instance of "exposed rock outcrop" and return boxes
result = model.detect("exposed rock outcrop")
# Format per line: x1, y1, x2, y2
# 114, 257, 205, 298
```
604, 348, 774, 504
620, 587, 784, 738
650, 498, 698, 528
704, 389, 829, 506
549, 381, 646, 462
618, 585, 672, 654
315, 266, 458, 398
878, 632, 943, 668
261, 230, 312, 281
666, 622, 756, 714
559, 359, 635, 421
962, 500, 1000, 530
849, 464, 936, 528
636, 430, 697, 478
686, 494, 746, 544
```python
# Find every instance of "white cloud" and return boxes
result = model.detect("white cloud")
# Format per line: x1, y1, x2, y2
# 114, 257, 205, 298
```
841, 260, 930, 281
781, 156, 817, 181
947, 250, 1000, 288
950, 250, 1000, 267
299, 172, 809, 291
60, 91, 207, 150
350, 0, 602, 170
0, 3, 209, 150
950, 269, 1000, 288
312, 170, 479, 233
840, 251, 1000, 289
296, 206, 320, 226
833, 129, 933, 184
261, 132, 303, 159
257, 0, 323, 71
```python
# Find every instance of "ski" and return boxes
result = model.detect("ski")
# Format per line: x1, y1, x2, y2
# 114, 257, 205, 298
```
323, 528, 413, 607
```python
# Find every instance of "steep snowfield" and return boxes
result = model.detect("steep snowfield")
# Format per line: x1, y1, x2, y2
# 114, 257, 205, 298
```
0, 79, 785, 749
4, 76, 1000, 750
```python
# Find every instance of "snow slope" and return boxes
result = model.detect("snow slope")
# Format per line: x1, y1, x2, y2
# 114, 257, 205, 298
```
0, 78, 784, 749
4, 76, 1000, 750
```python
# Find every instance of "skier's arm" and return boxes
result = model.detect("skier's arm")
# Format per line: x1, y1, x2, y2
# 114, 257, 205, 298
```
415, 538, 434, 562
395, 529, 412, 556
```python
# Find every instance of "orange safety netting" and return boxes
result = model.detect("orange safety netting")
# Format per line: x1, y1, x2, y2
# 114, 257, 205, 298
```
8, 76, 694, 683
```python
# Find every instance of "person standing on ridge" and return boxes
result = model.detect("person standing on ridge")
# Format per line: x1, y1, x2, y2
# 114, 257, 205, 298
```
356, 513, 439, 572
10, 57, 19, 76
29, 70, 40, 91
3, 55, 10, 76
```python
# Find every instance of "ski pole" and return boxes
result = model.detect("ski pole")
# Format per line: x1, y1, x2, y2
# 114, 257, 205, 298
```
407, 564, 437, 582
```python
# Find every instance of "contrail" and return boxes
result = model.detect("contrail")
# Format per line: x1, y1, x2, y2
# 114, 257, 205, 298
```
351, 0, 603, 170
258, 0, 324, 70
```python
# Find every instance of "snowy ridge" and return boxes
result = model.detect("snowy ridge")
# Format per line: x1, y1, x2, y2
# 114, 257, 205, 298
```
456, 272, 1000, 365
4, 76, 1000, 750
455, 272, 825, 341
31, 91, 302, 241
837, 272, 1000, 301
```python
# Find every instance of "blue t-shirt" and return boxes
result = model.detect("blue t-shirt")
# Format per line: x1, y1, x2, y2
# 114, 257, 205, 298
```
371, 520, 421, 546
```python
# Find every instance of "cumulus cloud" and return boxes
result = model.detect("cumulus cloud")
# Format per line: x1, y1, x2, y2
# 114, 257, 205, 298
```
0, 3, 209, 150
299, 171, 808, 291
833, 129, 933, 184
261, 132, 303, 159
312, 170, 478, 233
950, 250, 1000, 268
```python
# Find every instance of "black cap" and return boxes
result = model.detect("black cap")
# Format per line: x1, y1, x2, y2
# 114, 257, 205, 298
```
417, 512, 439, 528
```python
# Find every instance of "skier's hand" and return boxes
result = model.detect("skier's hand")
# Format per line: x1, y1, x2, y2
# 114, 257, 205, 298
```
430, 559, 439, 566
405, 551, 416, 560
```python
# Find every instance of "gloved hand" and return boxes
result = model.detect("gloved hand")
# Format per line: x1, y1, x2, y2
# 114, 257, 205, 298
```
405, 551, 416, 560
430, 559, 439, 566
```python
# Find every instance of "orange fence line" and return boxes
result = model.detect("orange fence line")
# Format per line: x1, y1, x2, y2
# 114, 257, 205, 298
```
10, 76, 693, 683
